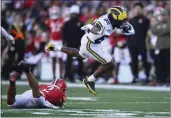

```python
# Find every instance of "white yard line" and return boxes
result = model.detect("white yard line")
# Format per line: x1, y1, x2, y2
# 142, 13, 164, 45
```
1, 108, 170, 117
1, 81, 170, 92
1, 95, 97, 101
1, 95, 169, 105
32, 112, 51, 115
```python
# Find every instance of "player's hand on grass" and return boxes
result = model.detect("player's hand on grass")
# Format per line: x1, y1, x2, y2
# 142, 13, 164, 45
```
46, 43, 56, 51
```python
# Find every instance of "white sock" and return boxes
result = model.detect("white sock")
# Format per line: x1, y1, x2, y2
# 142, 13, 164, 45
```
87, 75, 96, 82
55, 46, 62, 51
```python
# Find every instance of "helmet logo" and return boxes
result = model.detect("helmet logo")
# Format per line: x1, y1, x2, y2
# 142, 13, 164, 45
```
108, 7, 127, 21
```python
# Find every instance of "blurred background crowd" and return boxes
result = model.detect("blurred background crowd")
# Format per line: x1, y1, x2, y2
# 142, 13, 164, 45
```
1, 0, 170, 86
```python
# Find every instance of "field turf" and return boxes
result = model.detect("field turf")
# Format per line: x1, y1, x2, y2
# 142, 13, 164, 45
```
1, 83, 170, 117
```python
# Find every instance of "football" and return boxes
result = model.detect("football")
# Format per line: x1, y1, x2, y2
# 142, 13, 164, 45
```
122, 24, 131, 33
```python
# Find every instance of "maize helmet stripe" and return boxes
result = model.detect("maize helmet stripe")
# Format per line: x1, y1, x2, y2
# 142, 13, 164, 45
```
108, 6, 127, 21
110, 8, 122, 14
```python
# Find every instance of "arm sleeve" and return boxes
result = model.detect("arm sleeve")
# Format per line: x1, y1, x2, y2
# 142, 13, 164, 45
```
87, 24, 102, 43
1, 26, 13, 40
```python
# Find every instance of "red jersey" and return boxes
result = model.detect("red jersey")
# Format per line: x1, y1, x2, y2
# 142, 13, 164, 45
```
45, 18, 64, 41
109, 34, 127, 46
39, 84, 67, 106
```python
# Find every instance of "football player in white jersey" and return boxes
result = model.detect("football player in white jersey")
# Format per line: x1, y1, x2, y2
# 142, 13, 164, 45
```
47, 6, 135, 95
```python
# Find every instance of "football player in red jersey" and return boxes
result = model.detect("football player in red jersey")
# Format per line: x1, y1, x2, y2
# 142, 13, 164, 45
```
45, 5, 65, 79
39, 79, 67, 106
7, 61, 67, 108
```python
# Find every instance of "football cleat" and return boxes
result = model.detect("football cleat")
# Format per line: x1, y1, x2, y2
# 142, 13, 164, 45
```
83, 77, 96, 95
18, 60, 30, 73
46, 43, 55, 51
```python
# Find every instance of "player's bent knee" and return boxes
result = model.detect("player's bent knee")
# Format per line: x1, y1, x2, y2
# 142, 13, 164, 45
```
106, 60, 115, 70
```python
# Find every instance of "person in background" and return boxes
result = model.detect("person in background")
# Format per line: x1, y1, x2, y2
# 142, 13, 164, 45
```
108, 34, 131, 84
2, 14, 26, 79
80, 5, 91, 24
62, 5, 85, 82
1, 26, 15, 45
148, 7, 170, 86
127, 2, 150, 83
25, 26, 47, 76
87, 3, 106, 24
45, 4, 65, 79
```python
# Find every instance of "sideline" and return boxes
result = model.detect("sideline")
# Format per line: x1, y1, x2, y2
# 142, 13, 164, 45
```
2, 81, 170, 92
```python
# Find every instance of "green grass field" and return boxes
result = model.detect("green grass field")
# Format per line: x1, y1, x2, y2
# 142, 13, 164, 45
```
1, 84, 170, 117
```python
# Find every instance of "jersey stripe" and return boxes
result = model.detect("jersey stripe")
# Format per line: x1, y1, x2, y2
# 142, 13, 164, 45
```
86, 37, 107, 64
96, 21, 103, 28
52, 79, 58, 85
109, 7, 126, 20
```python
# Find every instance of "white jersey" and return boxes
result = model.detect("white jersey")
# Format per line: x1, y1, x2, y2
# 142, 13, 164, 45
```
79, 14, 134, 64
93, 14, 116, 36
86, 14, 116, 44
81, 14, 134, 44
9, 90, 58, 109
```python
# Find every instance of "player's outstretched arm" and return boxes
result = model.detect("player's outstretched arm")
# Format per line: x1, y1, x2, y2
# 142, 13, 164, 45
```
26, 71, 41, 98
7, 72, 20, 105
1, 26, 15, 44
18, 61, 41, 98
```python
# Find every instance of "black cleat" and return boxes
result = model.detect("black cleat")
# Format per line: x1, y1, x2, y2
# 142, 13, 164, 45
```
18, 60, 30, 73
83, 77, 96, 95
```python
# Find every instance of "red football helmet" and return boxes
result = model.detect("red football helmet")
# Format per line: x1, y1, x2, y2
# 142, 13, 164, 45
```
51, 79, 67, 92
